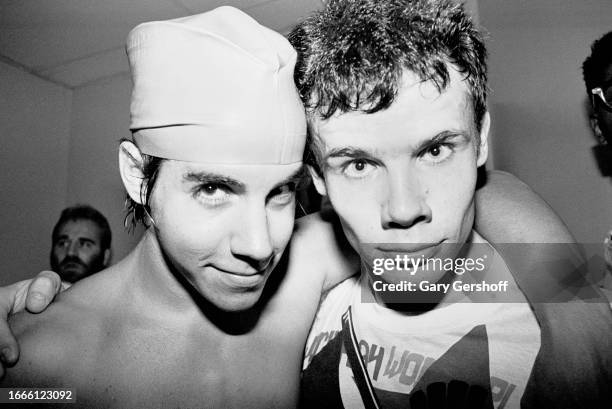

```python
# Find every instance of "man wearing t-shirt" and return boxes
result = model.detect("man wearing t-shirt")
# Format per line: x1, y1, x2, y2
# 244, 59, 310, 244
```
290, 1, 612, 407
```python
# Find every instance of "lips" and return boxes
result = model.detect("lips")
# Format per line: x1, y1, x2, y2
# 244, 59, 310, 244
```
220, 271, 266, 288
374, 241, 443, 258
213, 266, 267, 277
207, 254, 274, 277
211, 266, 269, 289
61, 261, 85, 270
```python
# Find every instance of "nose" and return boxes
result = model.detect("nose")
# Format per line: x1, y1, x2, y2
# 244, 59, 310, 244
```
231, 203, 275, 268
381, 171, 432, 230
67, 240, 79, 256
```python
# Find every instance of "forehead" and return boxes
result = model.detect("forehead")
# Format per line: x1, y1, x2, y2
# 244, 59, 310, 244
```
55, 219, 101, 240
311, 69, 473, 151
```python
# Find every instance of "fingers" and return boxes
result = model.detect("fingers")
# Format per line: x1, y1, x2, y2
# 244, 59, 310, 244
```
0, 280, 29, 373
0, 315, 19, 374
0, 272, 70, 377
25, 271, 64, 313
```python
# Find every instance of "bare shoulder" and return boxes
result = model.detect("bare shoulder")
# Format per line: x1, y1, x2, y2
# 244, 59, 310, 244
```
292, 211, 341, 254
290, 210, 359, 291
5, 304, 86, 387
3, 276, 111, 387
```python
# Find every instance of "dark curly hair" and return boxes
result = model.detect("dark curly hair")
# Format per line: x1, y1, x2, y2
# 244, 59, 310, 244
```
289, 0, 488, 130
582, 31, 612, 93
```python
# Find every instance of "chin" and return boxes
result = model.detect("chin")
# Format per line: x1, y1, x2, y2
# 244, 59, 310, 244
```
206, 287, 265, 312
59, 270, 86, 282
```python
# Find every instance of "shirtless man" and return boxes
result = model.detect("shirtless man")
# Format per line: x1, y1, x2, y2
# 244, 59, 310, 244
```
0, 2, 588, 409
1, 7, 320, 408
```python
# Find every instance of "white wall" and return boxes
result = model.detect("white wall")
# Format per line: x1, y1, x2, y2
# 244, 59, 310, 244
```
0, 66, 142, 285
0, 61, 72, 284
481, 4, 612, 243
67, 74, 144, 264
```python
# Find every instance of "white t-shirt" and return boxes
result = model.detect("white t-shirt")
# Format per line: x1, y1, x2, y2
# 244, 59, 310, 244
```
302, 234, 540, 409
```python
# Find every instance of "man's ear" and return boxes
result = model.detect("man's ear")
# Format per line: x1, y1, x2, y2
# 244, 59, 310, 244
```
119, 141, 146, 204
102, 248, 111, 267
476, 111, 490, 167
307, 165, 327, 196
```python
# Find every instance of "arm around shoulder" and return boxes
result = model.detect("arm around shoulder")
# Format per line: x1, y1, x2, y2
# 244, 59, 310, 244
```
474, 170, 576, 244
291, 211, 359, 294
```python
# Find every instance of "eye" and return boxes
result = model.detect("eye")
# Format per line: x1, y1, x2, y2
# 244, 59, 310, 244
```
422, 143, 453, 163
56, 239, 68, 249
269, 183, 296, 205
342, 159, 376, 178
79, 240, 93, 249
194, 183, 231, 205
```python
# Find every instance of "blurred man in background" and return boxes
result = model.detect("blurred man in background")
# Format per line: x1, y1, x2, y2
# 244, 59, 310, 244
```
583, 31, 612, 145
50, 205, 111, 282
583, 31, 612, 288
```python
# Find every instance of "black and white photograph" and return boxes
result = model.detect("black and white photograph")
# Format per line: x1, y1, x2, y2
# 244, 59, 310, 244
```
0, 0, 611, 408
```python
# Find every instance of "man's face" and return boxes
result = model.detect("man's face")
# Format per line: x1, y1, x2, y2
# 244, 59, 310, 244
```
310, 68, 489, 287
592, 64, 612, 144
51, 219, 109, 282
148, 160, 302, 312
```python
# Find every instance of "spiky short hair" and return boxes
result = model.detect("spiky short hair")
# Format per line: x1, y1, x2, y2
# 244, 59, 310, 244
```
289, 0, 488, 130
582, 31, 612, 93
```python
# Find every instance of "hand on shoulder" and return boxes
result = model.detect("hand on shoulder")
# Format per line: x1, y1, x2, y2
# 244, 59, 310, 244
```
3, 302, 83, 387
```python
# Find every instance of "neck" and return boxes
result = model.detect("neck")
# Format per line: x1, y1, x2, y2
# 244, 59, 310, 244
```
125, 229, 202, 319
361, 271, 456, 315
361, 238, 483, 314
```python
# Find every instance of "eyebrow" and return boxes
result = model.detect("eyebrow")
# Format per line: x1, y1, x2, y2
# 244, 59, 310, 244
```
184, 167, 306, 192
54, 235, 69, 244
184, 172, 246, 190
323, 130, 470, 164
414, 130, 470, 152
55, 235, 96, 244
325, 147, 373, 160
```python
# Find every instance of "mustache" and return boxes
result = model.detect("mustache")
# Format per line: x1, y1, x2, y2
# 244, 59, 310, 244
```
59, 256, 87, 268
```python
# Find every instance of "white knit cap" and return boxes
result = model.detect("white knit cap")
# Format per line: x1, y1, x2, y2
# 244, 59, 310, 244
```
126, 6, 306, 164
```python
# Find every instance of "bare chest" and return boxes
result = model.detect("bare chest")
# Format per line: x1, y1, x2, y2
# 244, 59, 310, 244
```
62, 317, 306, 409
